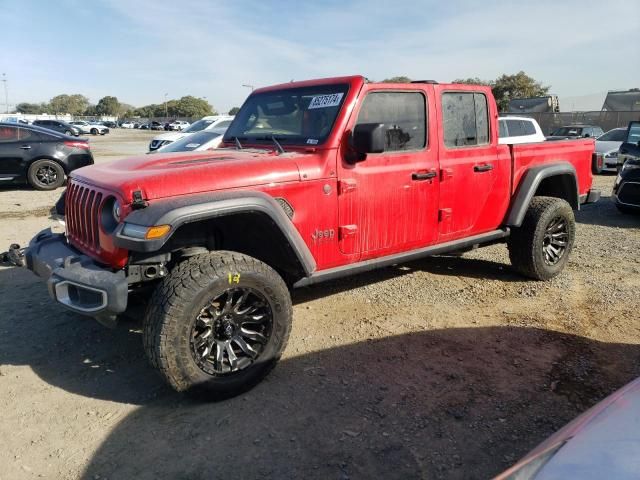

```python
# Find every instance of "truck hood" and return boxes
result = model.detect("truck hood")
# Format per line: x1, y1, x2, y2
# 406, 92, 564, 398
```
71, 149, 302, 202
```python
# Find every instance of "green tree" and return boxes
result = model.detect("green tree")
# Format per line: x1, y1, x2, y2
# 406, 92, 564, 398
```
95, 96, 120, 116
49, 94, 90, 115
228, 107, 241, 115
118, 103, 135, 117
16, 102, 49, 114
491, 71, 550, 112
173, 96, 215, 117
452, 77, 492, 86
382, 76, 412, 83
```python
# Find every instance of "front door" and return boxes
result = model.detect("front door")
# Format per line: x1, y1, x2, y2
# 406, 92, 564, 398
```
337, 88, 440, 259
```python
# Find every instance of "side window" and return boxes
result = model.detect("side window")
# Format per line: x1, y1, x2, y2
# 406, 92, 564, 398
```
18, 128, 37, 141
0, 126, 19, 143
498, 120, 507, 137
215, 120, 233, 129
442, 92, 489, 147
355, 91, 426, 152
522, 120, 536, 136
505, 120, 525, 137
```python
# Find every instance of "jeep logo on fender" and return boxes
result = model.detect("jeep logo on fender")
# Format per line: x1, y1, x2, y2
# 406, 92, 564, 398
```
311, 228, 335, 242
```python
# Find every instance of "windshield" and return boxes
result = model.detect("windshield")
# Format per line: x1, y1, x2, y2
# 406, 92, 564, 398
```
628, 123, 640, 144
184, 119, 214, 133
551, 127, 582, 136
224, 84, 349, 146
159, 131, 222, 152
597, 129, 627, 142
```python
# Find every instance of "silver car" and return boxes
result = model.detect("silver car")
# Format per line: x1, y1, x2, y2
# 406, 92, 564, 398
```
496, 376, 640, 479
595, 128, 628, 173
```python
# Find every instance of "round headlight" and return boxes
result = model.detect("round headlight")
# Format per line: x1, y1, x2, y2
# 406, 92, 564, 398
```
112, 200, 122, 223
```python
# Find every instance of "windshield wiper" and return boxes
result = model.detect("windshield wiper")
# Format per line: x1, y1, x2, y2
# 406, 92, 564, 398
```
234, 136, 243, 150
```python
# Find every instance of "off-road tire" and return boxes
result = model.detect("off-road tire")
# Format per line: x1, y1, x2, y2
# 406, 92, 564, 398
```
508, 196, 575, 280
27, 159, 65, 190
143, 251, 292, 400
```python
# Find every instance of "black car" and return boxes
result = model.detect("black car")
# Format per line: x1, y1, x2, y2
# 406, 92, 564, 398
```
613, 121, 640, 213
32, 119, 81, 137
150, 121, 164, 130
547, 124, 604, 141
0, 123, 93, 190
102, 121, 118, 128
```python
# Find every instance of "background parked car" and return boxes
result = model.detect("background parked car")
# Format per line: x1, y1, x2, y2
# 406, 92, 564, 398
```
593, 127, 627, 173
151, 127, 228, 153
149, 121, 164, 130
139, 123, 150, 130
32, 119, 80, 136
547, 124, 604, 141
0, 122, 93, 190
498, 116, 546, 144
612, 121, 640, 214
149, 115, 234, 151
101, 121, 118, 128
496, 376, 640, 479
120, 121, 137, 129
69, 121, 109, 135
168, 120, 190, 131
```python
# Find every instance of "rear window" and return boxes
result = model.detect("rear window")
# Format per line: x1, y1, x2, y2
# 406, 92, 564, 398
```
505, 119, 536, 137
355, 91, 426, 152
442, 92, 489, 147
598, 129, 627, 142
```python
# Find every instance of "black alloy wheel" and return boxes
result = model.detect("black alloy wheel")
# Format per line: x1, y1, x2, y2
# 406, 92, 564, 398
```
190, 287, 273, 375
542, 216, 569, 265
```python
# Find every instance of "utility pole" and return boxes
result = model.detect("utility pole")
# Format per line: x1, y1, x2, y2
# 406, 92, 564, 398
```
164, 92, 168, 119
242, 84, 254, 92
2, 73, 8, 114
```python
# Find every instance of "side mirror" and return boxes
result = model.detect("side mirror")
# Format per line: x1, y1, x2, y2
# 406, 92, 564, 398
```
352, 123, 385, 159
583, 133, 590, 138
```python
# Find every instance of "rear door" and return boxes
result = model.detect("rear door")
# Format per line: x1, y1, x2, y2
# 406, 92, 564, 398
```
0, 125, 32, 180
435, 88, 510, 240
337, 86, 440, 258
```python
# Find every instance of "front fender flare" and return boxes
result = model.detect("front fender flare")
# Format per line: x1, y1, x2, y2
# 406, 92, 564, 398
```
113, 191, 316, 276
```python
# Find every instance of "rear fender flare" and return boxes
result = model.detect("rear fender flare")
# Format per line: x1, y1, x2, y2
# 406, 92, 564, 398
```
505, 162, 579, 227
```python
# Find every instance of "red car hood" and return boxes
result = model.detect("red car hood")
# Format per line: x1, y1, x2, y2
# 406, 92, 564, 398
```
70, 149, 302, 202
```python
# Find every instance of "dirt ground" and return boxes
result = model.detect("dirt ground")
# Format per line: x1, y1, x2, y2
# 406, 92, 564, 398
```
1, 130, 639, 480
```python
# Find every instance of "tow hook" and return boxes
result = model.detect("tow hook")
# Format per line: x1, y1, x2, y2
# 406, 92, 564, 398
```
1, 244, 26, 267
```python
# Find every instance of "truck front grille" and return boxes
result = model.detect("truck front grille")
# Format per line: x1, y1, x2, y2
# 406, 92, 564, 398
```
65, 181, 104, 252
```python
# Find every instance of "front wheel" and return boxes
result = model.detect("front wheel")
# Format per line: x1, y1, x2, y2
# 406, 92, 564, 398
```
508, 196, 575, 280
90, 128, 98, 135
143, 251, 292, 400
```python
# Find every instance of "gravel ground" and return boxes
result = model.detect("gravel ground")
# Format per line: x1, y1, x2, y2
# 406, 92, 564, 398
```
0, 132, 639, 480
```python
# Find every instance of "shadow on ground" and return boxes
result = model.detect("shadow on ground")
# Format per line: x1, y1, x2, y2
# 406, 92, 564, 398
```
1, 266, 639, 479
575, 193, 640, 228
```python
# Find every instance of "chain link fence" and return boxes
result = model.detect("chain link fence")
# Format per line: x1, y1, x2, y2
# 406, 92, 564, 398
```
502, 111, 640, 135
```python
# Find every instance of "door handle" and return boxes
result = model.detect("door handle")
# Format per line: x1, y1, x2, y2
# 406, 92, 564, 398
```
474, 164, 493, 172
412, 171, 437, 181
19, 145, 32, 150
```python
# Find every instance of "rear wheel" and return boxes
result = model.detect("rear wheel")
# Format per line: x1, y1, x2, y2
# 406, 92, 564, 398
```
143, 251, 292, 400
27, 159, 65, 190
64, 130, 72, 136
90, 128, 98, 135
508, 196, 575, 280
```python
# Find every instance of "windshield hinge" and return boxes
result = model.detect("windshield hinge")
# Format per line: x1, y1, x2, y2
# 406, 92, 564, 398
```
131, 190, 148, 210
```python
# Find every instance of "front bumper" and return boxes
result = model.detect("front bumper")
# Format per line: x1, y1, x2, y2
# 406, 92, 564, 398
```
21, 229, 128, 323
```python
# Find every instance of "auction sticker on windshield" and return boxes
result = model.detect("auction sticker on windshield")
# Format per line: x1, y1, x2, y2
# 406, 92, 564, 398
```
308, 93, 344, 109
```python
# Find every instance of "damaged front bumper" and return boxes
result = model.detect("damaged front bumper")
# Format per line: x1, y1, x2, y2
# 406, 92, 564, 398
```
4, 229, 128, 325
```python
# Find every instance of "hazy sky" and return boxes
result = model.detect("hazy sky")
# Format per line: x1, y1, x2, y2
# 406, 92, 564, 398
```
1, 0, 638, 112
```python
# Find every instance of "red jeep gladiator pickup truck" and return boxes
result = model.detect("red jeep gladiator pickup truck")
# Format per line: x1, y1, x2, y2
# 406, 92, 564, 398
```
6, 75, 599, 398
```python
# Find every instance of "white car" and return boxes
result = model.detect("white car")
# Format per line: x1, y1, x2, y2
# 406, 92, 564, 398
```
594, 127, 627, 173
120, 121, 138, 129
168, 120, 191, 131
149, 115, 234, 151
152, 127, 228, 154
70, 121, 109, 135
498, 116, 546, 144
